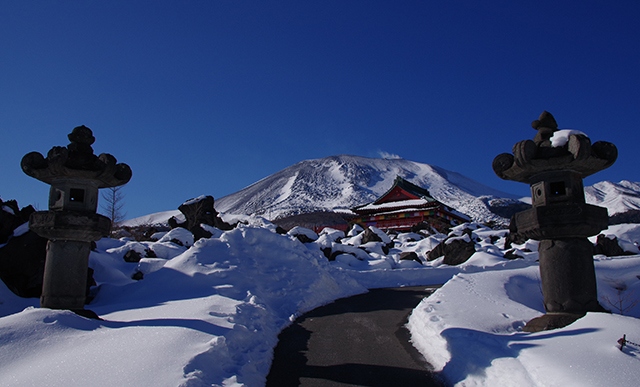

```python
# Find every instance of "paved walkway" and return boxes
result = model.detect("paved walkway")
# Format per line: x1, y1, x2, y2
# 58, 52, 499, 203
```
266, 286, 444, 387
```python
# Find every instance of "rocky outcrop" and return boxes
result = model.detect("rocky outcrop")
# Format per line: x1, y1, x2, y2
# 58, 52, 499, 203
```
0, 199, 35, 244
593, 234, 635, 257
168, 195, 233, 240
427, 233, 477, 265
0, 229, 47, 298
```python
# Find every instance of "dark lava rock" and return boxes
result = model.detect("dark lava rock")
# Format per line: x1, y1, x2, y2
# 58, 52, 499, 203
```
399, 251, 422, 265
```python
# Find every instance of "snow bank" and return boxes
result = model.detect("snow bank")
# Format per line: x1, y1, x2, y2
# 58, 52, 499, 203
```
408, 255, 640, 387
0, 224, 365, 387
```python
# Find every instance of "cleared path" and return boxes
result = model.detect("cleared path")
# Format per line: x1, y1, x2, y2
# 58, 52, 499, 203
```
266, 286, 444, 387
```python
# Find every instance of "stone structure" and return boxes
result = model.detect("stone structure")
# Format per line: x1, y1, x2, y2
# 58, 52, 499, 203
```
21, 126, 131, 314
493, 111, 617, 332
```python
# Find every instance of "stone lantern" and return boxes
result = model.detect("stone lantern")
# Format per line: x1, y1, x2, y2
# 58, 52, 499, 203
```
21, 126, 131, 315
493, 112, 617, 332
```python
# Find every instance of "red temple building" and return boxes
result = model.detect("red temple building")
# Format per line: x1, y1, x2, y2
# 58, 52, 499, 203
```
349, 176, 469, 232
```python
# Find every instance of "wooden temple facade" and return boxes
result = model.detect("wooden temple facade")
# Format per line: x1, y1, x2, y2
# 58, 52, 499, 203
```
349, 176, 469, 232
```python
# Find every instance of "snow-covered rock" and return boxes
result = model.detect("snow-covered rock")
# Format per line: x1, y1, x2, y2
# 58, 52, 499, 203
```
286, 226, 318, 242
157, 227, 194, 247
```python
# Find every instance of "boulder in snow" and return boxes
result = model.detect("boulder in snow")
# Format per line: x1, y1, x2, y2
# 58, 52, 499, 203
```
399, 251, 422, 264
168, 195, 233, 241
287, 226, 318, 244
157, 227, 194, 248
123, 250, 143, 263
427, 233, 477, 265
0, 230, 47, 298
0, 199, 35, 244
593, 234, 636, 257
362, 226, 392, 245
347, 224, 364, 237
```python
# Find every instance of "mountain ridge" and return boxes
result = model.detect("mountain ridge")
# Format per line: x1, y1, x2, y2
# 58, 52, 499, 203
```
585, 180, 640, 216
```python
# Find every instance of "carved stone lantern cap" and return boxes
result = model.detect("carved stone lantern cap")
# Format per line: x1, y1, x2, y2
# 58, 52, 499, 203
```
21, 125, 132, 188
531, 110, 558, 147
493, 111, 617, 184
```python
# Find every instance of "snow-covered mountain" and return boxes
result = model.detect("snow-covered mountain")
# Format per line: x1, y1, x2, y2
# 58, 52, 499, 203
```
124, 156, 640, 228
215, 155, 523, 223
585, 180, 640, 216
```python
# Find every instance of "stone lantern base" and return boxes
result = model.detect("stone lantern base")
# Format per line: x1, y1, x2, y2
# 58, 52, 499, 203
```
30, 211, 110, 315
522, 237, 608, 332
537, 238, 607, 314
40, 240, 92, 310
523, 313, 585, 333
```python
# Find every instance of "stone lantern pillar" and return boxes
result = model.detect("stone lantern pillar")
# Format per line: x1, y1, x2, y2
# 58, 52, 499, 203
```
21, 126, 131, 315
493, 112, 617, 332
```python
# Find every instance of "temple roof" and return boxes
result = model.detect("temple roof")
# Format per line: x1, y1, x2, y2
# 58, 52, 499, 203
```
351, 176, 439, 214
379, 176, 436, 202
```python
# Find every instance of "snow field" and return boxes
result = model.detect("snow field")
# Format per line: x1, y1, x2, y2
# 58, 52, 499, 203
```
0, 218, 639, 386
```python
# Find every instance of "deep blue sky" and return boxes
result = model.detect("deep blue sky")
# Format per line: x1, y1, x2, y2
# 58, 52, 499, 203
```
2, 1, 638, 219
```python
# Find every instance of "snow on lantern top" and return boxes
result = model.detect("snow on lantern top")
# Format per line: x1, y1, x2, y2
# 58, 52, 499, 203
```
492, 111, 617, 184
